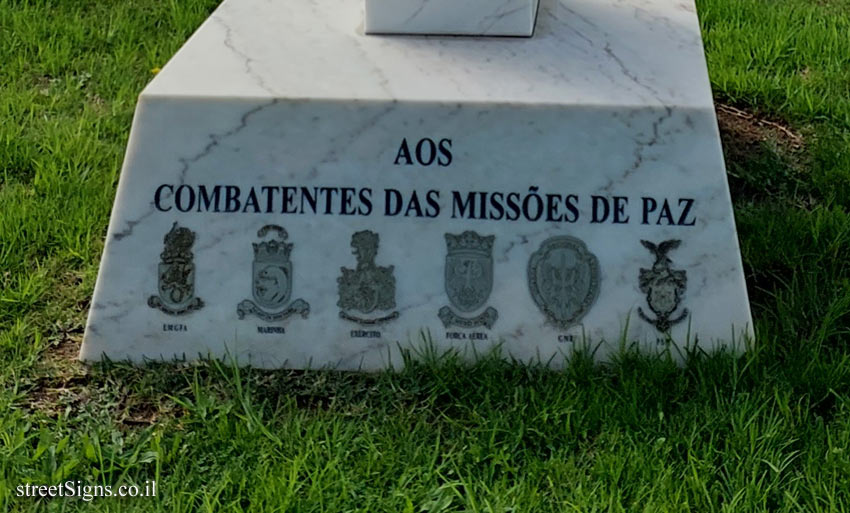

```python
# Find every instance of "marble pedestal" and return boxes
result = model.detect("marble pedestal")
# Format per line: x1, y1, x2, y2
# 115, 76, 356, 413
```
80, 0, 753, 370
364, 0, 540, 36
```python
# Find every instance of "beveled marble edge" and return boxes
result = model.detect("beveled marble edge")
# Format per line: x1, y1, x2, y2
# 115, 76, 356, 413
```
137, 92, 720, 113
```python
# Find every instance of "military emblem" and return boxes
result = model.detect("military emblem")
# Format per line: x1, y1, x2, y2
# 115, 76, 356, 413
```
638, 239, 688, 332
438, 231, 498, 329
528, 236, 599, 330
148, 222, 204, 315
237, 225, 310, 322
337, 230, 399, 325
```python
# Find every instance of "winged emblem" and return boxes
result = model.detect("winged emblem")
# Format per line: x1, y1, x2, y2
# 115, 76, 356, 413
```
638, 239, 688, 332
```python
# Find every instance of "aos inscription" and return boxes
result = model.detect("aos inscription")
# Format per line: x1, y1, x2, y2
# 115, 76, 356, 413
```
394, 138, 453, 167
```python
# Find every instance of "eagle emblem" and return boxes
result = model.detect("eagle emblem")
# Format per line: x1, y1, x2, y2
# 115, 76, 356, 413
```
638, 239, 688, 332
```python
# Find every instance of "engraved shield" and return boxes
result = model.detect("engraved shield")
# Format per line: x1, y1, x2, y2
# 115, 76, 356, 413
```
646, 270, 685, 317
337, 230, 397, 316
337, 266, 395, 314
528, 236, 599, 329
252, 260, 292, 310
648, 283, 678, 317
445, 251, 493, 313
158, 262, 195, 308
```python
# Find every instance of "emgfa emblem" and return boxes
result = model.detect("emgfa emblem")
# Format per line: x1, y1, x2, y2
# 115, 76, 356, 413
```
148, 222, 204, 315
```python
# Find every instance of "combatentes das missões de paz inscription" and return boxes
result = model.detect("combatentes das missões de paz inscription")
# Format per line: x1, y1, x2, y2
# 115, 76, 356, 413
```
151, 185, 697, 227
149, 138, 697, 227
138, 137, 701, 344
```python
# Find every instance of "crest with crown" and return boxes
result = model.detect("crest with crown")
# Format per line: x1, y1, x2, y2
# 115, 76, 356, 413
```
161, 222, 195, 263
351, 230, 379, 249
445, 231, 494, 256
253, 226, 292, 263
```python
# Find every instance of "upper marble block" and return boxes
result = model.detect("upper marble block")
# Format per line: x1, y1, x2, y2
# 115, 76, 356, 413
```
144, 0, 713, 109
364, 0, 540, 36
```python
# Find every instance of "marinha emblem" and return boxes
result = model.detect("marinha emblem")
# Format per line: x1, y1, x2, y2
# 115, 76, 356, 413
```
638, 239, 688, 332
438, 231, 498, 329
338, 230, 399, 325
528, 236, 599, 330
148, 222, 204, 315
237, 225, 310, 322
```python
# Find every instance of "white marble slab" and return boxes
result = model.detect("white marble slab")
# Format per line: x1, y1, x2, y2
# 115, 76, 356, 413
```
80, 0, 753, 370
364, 0, 540, 36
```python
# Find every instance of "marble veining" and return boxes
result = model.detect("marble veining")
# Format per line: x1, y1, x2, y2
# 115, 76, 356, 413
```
145, 0, 713, 107
80, 0, 752, 369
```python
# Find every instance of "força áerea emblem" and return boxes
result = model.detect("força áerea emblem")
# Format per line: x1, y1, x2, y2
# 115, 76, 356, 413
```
528, 235, 599, 330
337, 230, 399, 325
237, 225, 310, 322
638, 239, 688, 332
148, 222, 204, 315
438, 231, 498, 329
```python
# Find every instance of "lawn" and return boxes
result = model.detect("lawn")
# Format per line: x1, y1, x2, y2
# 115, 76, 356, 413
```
1, 0, 850, 511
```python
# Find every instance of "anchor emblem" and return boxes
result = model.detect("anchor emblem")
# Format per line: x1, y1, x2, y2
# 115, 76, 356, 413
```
237, 225, 310, 322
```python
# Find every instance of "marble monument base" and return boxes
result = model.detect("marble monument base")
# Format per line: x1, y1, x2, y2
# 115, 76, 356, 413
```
80, 0, 753, 370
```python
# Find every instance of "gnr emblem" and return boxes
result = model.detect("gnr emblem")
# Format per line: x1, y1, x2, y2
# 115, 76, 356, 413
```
528, 236, 600, 330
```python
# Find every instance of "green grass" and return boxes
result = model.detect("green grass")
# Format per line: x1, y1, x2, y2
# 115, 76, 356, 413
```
2, 0, 850, 511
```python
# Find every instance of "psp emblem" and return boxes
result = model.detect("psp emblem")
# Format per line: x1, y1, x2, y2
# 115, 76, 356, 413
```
148, 222, 204, 315
638, 239, 688, 332
237, 225, 309, 322
438, 231, 498, 329
528, 235, 599, 330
